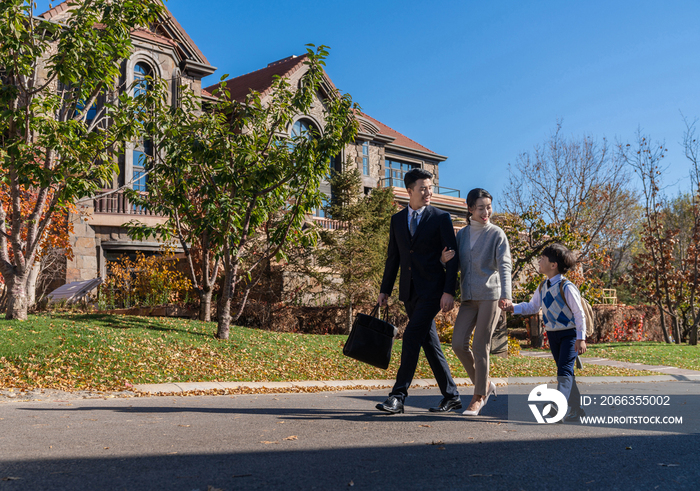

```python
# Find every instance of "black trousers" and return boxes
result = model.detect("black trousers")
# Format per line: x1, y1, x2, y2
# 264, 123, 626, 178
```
389, 290, 459, 402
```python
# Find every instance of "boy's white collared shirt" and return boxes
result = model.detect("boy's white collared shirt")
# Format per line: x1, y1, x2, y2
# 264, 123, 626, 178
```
513, 274, 587, 340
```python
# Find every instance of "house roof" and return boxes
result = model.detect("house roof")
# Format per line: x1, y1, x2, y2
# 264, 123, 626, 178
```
208, 55, 438, 156
359, 113, 436, 155
39, 0, 210, 66
204, 54, 309, 103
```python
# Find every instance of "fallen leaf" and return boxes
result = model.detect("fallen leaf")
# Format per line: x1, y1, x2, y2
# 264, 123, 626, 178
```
1, 477, 21, 481
419, 424, 431, 427
348, 481, 354, 486
403, 441, 415, 444
103, 447, 109, 449
626, 446, 632, 450
428, 440, 444, 445
178, 425, 190, 427
283, 435, 298, 441
260, 441, 279, 444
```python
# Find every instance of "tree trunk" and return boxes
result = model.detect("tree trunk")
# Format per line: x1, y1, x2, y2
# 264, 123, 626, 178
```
346, 303, 353, 334
199, 288, 213, 322
26, 259, 41, 308
672, 316, 681, 344
690, 324, 698, 346
5, 274, 29, 320
216, 264, 233, 339
657, 302, 672, 343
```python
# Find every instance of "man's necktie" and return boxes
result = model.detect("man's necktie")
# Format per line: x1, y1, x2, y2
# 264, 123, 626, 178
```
410, 211, 418, 236
547, 279, 552, 288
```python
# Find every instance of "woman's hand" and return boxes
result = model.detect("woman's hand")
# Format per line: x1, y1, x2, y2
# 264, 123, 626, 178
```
498, 298, 513, 312
441, 247, 455, 263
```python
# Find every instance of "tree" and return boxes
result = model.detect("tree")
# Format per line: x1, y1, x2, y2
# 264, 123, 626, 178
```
0, 0, 163, 319
293, 163, 397, 331
501, 121, 634, 300
622, 130, 675, 343
132, 45, 359, 339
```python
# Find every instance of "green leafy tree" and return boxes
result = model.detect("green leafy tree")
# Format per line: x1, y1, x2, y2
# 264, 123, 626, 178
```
301, 163, 397, 331
0, 0, 163, 319
130, 45, 359, 339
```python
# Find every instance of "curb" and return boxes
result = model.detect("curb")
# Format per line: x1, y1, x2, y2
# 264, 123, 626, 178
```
132, 374, 700, 395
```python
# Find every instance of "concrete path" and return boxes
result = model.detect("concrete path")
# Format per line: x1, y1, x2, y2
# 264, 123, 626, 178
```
1, 381, 698, 490
133, 353, 700, 394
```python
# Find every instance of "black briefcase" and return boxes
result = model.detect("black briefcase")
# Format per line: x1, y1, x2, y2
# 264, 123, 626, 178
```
343, 304, 398, 370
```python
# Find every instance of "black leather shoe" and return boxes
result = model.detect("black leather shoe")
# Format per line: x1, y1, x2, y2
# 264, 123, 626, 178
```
429, 397, 462, 412
376, 396, 404, 414
564, 407, 586, 423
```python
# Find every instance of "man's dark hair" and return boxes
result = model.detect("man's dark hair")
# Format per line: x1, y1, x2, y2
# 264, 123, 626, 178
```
404, 168, 433, 189
541, 243, 577, 274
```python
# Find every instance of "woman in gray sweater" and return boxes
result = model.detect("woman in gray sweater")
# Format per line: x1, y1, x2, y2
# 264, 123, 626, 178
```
442, 188, 512, 416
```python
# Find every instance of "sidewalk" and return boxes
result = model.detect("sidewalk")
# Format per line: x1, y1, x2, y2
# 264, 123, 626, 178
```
133, 353, 700, 394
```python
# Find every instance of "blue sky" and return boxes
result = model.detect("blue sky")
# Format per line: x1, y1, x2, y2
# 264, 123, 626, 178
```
37, 0, 700, 207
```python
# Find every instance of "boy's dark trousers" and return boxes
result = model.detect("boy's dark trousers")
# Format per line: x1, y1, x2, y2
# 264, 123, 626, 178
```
547, 328, 581, 410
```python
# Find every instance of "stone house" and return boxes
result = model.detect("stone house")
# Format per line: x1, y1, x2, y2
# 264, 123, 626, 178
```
38, 2, 466, 293
36, 1, 216, 284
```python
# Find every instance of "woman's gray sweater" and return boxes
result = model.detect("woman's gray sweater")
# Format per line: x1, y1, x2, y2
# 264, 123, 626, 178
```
455, 223, 512, 301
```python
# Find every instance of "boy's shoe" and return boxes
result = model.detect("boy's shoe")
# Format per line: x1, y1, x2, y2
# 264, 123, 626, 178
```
564, 407, 586, 423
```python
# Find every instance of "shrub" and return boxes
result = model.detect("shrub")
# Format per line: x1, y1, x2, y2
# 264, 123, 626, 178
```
99, 252, 192, 309
601, 314, 646, 342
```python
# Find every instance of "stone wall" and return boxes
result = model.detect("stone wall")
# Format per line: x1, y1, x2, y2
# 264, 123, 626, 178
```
65, 207, 98, 283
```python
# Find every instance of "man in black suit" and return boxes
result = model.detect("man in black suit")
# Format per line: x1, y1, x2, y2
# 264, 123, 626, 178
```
376, 168, 461, 414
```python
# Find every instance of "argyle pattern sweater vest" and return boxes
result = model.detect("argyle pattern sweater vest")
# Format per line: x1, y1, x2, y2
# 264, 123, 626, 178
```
542, 280, 575, 332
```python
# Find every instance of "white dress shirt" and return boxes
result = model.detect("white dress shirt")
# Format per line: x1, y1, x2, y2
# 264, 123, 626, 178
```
407, 205, 426, 230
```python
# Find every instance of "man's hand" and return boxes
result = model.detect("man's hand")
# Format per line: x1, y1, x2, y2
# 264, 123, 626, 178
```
575, 339, 587, 355
377, 293, 389, 307
440, 292, 454, 312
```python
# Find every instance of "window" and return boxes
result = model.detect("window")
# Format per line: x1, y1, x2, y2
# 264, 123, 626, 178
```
132, 150, 148, 192
362, 142, 369, 176
291, 119, 314, 140
134, 62, 151, 97
314, 196, 330, 218
384, 159, 416, 188
76, 99, 97, 124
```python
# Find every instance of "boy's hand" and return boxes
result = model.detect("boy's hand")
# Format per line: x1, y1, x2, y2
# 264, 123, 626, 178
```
377, 293, 389, 307
498, 298, 512, 311
441, 247, 455, 263
576, 339, 587, 354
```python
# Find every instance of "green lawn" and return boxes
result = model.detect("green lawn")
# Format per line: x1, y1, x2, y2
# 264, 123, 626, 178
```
0, 314, 660, 392
584, 342, 700, 371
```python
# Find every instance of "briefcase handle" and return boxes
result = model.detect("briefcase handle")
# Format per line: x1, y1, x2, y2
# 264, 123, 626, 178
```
370, 303, 390, 322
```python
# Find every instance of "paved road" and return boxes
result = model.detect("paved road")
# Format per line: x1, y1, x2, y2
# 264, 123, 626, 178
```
1, 381, 698, 491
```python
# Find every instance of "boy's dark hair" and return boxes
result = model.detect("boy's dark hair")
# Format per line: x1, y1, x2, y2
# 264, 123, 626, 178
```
404, 168, 433, 189
541, 243, 577, 274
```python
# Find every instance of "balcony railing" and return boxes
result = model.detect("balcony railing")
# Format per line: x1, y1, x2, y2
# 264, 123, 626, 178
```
312, 216, 345, 230
378, 177, 461, 197
93, 189, 162, 216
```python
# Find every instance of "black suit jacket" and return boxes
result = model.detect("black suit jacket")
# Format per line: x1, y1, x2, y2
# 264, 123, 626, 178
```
380, 205, 458, 302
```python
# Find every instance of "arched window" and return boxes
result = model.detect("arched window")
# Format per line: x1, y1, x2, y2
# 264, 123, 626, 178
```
134, 62, 152, 97
291, 119, 315, 140
132, 62, 154, 195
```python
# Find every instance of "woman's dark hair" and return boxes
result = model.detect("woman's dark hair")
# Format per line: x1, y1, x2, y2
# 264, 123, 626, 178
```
541, 243, 577, 274
404, 168, 433, 189
466, 188, 492, 223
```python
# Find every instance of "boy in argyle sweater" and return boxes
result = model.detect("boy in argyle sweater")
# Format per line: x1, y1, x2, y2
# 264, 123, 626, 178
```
506, 243, 587, 422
